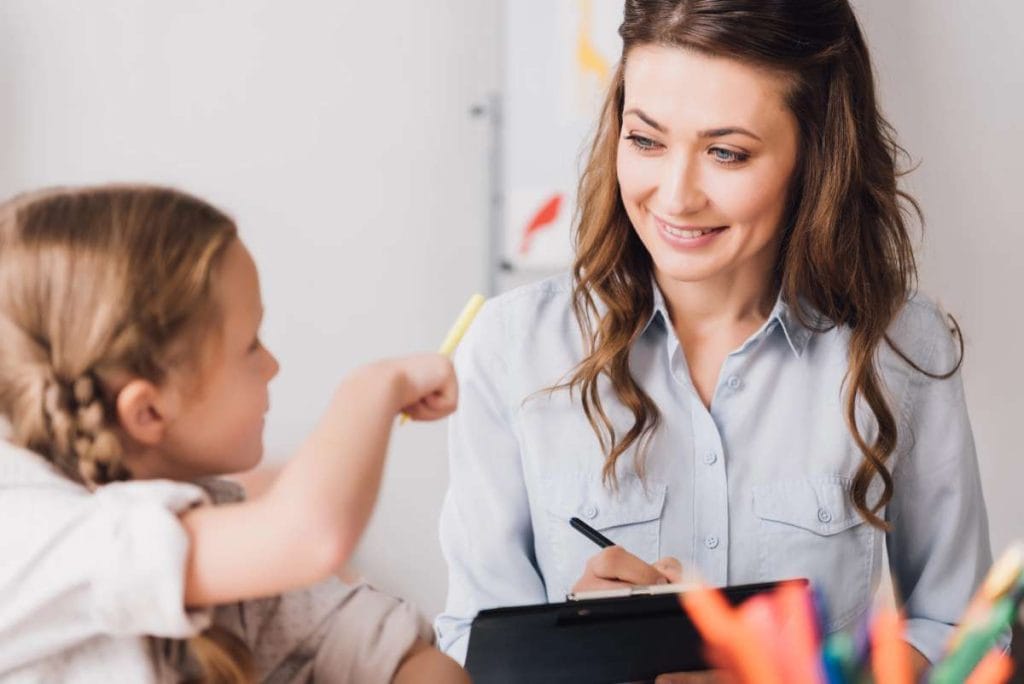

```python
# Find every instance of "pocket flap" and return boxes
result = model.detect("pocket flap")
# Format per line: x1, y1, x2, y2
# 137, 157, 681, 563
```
752, 477, 861, 535
546, 476, 667, 532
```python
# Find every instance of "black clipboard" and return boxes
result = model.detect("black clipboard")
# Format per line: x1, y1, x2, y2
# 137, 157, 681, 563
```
464, 580, 801, 684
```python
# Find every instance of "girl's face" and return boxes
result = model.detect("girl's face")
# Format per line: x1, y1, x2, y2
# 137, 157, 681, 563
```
156, 239, 279, 479
617, 45, 800, 290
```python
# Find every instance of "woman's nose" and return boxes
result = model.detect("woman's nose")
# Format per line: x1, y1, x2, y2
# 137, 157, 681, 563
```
658, 155, 708, 216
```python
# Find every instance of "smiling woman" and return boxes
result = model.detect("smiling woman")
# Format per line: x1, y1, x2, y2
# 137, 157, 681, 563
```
616, 47, 800, 405
437, 0, 991, 679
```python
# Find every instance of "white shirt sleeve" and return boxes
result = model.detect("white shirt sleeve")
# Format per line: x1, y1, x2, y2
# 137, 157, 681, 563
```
0, 445, 212, 673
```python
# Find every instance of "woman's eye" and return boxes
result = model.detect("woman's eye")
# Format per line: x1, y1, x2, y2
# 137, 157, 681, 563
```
249, 337, 263, 353
625, 134, 660, 152
710, 147, 750, 165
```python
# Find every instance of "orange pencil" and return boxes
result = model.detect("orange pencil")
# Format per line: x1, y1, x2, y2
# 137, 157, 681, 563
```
965, 650, 1015, 684
681, 587, 782, 684
870, 610, 913, 684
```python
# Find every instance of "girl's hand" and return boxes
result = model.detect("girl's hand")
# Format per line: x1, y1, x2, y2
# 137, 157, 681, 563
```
571, 546, 683, 592
388, 353, 458, 421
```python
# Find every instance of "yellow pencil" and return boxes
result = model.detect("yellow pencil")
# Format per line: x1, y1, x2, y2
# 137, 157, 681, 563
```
400, 293, 486, 424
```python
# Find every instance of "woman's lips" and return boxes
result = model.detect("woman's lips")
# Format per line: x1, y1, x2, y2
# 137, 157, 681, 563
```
654, 216, 728, 248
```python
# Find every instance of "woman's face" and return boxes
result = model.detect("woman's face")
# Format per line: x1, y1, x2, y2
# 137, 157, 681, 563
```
617, 45, 800, 289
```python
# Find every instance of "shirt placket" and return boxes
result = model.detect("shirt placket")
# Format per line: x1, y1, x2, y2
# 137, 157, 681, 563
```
667, 338, 730, 586
689, 390, 729, 586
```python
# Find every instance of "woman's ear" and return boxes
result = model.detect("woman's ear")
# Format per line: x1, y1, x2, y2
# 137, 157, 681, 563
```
115, 379, 176, 446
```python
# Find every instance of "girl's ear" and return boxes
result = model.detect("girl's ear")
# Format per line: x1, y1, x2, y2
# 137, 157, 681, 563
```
115, 379, 177, 446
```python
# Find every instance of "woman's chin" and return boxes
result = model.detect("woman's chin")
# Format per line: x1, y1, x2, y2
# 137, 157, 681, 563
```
652, 257, 729, 285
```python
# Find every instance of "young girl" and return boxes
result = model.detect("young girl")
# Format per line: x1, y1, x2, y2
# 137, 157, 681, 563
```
437, 0, 991, 679
0, 186, 469, 683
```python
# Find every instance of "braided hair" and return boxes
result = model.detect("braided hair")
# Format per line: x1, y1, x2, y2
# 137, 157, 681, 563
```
0, 185, 251, 682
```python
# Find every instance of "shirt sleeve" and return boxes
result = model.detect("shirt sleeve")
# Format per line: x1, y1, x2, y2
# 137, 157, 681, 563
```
885, 300, 993, 663
434, 299, 549, 664
311, 582, 433, 683
0, 471, 212, 672
232, 578, 432, 684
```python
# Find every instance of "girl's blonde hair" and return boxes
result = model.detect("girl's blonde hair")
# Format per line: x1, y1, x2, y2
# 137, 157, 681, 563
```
0, 185, 252, 682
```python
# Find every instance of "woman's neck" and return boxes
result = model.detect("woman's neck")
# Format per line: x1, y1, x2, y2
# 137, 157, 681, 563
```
655, 263, 778, 340
655, 256, 779, 408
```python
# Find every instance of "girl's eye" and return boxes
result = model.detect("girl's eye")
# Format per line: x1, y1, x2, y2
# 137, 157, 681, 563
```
710, 147, 750, 165
625, 133, 660, 152
249, 337, 263, 353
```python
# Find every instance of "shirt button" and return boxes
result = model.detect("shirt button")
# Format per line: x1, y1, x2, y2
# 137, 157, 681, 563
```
703, 451, 718, 465
817, 508, 832, 523
704, 535, 720, 549
582, 504, 598, 520
726, 375, 743, 390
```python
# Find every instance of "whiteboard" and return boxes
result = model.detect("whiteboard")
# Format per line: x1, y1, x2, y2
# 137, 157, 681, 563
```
498, 0, 624, 288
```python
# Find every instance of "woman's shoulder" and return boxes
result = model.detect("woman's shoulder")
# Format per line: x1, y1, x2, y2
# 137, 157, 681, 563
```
888, 291, 960, 361
877, 291, 963, 379
467, 272, 577, 344
457, 272, 586, 388
487, 272, 574, 316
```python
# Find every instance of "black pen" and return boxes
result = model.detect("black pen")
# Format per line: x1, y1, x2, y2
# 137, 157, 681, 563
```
569, 516, 615, 548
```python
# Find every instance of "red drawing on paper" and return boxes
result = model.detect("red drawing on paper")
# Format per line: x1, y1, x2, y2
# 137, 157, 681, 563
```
520, 193, 564, 255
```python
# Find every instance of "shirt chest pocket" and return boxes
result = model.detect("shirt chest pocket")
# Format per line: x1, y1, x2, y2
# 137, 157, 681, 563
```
540, 477, 667, 599
752, 477, 876, 632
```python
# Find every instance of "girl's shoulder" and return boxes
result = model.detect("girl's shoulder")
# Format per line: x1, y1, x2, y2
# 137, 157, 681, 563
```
0, 438, 208, 526
0, 438, 79, 490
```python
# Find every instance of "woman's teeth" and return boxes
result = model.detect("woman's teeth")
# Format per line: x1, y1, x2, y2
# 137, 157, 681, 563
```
664, 225, 720, 238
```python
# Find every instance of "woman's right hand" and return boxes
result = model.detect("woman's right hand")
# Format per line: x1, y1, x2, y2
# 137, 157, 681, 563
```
572, 551, 724, 683
571, 546, 683, 592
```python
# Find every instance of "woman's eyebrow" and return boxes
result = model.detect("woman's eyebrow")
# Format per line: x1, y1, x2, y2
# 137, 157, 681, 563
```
697, 127, 763, 142
623, 108, 666, 132
623, 108, 763, 142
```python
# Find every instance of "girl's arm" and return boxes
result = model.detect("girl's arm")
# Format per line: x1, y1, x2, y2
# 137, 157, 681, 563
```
393, 639, 471, 684
181, 354, 456, 606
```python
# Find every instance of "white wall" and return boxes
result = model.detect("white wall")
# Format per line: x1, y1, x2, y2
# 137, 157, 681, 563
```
0, 0, 1019, 624
0, 0, 500, 617
854, 0, 1024, 555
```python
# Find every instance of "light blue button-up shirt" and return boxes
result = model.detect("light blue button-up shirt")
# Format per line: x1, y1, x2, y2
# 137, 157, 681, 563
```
436, 274, 992, 665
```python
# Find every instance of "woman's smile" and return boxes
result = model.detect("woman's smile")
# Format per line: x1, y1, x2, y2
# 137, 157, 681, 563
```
653, 214, 729, 249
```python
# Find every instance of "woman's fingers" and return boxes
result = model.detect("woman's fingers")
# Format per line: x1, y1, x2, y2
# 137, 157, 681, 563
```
571, 546, 668, 592
653, 556, 684, 583
570, 577, 634, 592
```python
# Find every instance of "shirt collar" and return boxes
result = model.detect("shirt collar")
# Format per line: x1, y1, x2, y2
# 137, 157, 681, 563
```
642, 278, 813, 358
771, 295, 813, 357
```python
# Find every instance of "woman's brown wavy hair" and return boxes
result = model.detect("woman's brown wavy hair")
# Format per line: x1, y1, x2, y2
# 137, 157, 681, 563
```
562, 0, 960, 528
0, 186, 253, 682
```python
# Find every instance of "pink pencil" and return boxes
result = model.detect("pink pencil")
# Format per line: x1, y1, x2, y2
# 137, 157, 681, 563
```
776, 582, 822, 684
